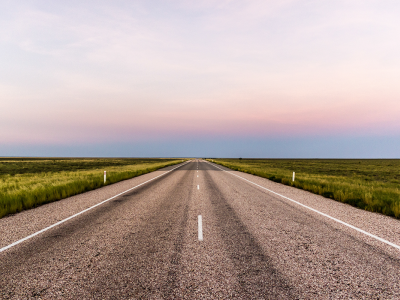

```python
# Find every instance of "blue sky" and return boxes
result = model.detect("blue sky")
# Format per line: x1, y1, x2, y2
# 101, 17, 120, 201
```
1, 1, 400, 157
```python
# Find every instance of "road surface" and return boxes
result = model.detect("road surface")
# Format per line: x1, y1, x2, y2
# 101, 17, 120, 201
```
1, 160, 399, 299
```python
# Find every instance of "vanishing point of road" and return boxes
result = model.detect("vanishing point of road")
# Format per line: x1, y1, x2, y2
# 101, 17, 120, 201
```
1, 160, 399, 299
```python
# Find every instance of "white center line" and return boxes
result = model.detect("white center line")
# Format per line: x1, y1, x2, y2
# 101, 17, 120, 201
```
197, 185, 199, 190
205, 161, 400, 251
0, 161, 190, 253
198, 215, 203, 241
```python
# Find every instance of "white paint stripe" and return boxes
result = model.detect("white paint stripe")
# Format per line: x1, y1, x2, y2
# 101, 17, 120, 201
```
205, 161, 400, 251
0, 161, 190, 253
197, 185, 199, 190
198, 215, 203, 241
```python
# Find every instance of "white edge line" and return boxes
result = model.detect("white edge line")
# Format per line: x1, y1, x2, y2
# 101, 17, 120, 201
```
0, 161, 190, 253
204, 160, 400, 251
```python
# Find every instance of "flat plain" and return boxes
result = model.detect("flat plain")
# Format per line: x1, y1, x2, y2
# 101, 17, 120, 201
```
1, 160, 399, 299
209, 159, 400, 218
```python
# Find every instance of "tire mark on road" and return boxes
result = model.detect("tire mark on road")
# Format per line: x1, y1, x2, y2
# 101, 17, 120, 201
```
204, 171, 296, 299
89, 165, 194, 299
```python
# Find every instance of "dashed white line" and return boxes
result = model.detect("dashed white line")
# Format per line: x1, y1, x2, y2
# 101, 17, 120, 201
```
205, 161, 400, 251
198, 215, 203, 241
0, 161, 190, 253
197, 185, 199, 190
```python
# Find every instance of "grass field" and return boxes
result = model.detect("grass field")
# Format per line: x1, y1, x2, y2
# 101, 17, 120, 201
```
0, 158, 184, 219
208, 159, 400, 219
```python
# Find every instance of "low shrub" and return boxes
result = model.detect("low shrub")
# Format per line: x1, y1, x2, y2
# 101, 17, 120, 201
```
0, 159, 183, 218
210, 159, 400, 219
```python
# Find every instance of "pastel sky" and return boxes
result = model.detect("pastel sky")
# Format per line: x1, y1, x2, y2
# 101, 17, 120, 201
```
1, 0, 400, 157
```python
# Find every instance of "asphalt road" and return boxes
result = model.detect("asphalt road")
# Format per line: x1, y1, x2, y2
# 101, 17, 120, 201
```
1, 160, 400, 299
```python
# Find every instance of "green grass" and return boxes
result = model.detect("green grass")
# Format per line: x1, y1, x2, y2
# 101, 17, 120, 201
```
0, 158, 185, 219
208, 159, 400, 218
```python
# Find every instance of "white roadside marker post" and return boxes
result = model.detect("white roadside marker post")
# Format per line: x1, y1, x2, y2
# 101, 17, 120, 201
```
292, 172, 295, 182
104, 171, 107, 184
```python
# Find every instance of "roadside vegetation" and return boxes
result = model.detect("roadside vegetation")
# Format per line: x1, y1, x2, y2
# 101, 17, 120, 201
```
0, 158, 184, 219
208, 159, 400, 219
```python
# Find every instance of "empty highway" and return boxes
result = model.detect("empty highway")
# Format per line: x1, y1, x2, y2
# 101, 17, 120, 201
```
1, 160, 400, 299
